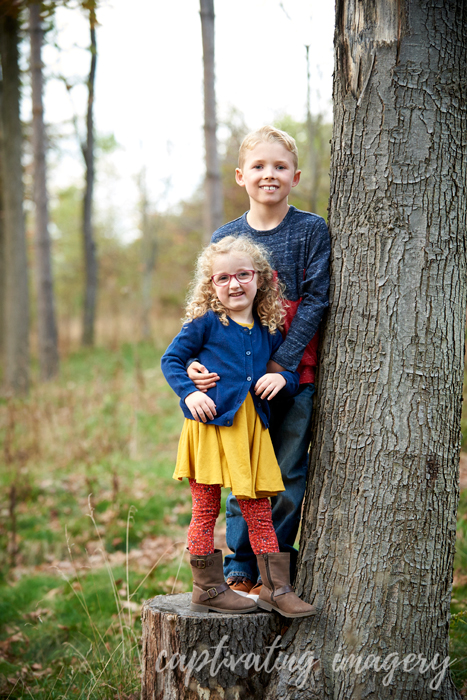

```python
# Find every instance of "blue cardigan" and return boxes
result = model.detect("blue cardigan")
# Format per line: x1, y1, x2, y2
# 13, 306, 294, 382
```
161, 310, 300, 428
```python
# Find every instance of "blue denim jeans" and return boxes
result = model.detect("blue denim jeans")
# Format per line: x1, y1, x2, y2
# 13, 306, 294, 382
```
223, 383, 315, 583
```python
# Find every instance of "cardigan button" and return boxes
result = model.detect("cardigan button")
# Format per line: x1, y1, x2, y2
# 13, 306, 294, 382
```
247, 376, 251, 381
246, 351, 251, 355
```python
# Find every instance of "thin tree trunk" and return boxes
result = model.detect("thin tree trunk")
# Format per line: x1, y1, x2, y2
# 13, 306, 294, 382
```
138, 168, 156, 341
264, 1, 466, 698
305, 45, 317, 214
0, 78, 4, 380
0, 12, 29, 396
81, 4, 97, 347
199, 0, 223, 243
30, 3, 59, 380
305, 46, 323, 215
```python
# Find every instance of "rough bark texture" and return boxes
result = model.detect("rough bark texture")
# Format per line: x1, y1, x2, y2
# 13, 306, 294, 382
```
199, 0, 223, 243
141, 593, 285, 699
0, 12, 29, 395
81, 5, 97, 347
30, 3, 59, 380
263, 1, 467, 698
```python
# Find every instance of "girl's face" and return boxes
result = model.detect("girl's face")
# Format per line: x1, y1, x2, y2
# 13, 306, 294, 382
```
211, 252, 258, 322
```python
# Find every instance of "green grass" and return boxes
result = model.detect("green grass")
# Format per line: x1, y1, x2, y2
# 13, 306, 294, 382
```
0, 341, 197, 698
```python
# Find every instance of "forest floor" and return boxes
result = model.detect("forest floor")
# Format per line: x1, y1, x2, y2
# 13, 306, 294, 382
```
1, 340, 467, 698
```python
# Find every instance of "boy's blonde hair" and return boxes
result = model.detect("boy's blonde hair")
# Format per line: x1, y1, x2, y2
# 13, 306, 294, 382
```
238, 125, 299, 172
184, 236, 286, 333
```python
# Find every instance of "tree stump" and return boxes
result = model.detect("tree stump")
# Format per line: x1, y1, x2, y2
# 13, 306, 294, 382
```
141, 592, 286, 699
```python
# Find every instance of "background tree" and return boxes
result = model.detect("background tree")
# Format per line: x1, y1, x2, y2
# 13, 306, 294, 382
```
0, 79, 4, 381
199, 0, 223, 243
138, 167, 157, 341
0, 6, 29, 395
30, 1, 59, 379
81, 0, 97, 346
264, 1, 467, 698
305, 44, 324, 215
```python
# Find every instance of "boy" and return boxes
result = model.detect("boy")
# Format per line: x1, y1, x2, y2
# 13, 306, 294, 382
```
188, 125, 330, 596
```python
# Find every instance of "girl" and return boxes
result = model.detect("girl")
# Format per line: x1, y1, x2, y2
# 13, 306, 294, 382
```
161, 236, 315, 618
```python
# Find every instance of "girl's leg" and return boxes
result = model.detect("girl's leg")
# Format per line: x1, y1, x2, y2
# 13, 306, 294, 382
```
237, 498, 280, 554
187, 480, 257, 613
238, 497, 316, 618
187, 479, 221, 556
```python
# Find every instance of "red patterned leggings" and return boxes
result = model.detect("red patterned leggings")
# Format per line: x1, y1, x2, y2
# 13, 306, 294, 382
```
187, 479, 280, 556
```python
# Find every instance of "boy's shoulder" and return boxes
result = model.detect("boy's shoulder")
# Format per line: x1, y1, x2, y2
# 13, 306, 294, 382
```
287, 207, 327, 228
211, 214, 247, 243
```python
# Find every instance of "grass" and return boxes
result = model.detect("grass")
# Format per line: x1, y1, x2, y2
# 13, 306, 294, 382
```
1, 340, 467, 697
0, 338, 200, 698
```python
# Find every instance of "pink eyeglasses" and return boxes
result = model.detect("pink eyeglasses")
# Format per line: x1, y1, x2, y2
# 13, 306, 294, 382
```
211, 270, 256, 287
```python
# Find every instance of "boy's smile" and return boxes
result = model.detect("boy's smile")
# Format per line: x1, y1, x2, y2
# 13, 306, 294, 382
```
235, 142, 301, 211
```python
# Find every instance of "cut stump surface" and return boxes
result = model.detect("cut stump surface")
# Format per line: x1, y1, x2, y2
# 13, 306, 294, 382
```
141, 592, 285, 700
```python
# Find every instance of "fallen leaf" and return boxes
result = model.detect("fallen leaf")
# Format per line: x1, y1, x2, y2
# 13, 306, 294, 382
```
45, 587, 61, 599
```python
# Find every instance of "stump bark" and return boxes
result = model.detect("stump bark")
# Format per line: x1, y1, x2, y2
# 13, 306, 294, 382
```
141, 593, 287, 699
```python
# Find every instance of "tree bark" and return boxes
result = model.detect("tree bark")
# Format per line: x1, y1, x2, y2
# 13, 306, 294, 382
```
30, 2, 59, 380
263, 1, 467, 698
81, 3, 97, 347
0, 11, 29, 395
141, 593, 285, 699
199, 0, 223, 243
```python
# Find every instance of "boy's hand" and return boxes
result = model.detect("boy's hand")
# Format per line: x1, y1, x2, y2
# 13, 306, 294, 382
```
187, 361, 220, 392
255, 373, 286, 401
267, 360, 286, 373
184, 391, 217, 423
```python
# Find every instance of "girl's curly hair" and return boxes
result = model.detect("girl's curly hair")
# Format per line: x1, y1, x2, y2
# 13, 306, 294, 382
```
184, 235, 286, 333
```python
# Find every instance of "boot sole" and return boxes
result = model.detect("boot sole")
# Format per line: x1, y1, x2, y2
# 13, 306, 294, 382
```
190, 602, 257, 613
257, 598, 317, 618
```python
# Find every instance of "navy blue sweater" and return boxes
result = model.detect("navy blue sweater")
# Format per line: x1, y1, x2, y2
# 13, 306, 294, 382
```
161, 311, 300, 428
211, 206, 330, 376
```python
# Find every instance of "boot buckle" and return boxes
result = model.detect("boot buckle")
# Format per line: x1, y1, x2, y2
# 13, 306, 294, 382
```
194, 559, 206, 568
207, 587, 217, 598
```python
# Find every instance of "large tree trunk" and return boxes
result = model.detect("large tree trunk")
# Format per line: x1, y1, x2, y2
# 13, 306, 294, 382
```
81, 4, 97, 347
0, 11, 29, 395
199, 0, 223, 243
30, 3, 59, 380
264, 1, 466, 698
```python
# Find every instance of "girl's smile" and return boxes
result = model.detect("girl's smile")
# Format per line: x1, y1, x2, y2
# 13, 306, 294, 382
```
211, 252, 258, 324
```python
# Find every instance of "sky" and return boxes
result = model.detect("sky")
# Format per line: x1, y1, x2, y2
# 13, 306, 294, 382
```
34, 0, 335, 240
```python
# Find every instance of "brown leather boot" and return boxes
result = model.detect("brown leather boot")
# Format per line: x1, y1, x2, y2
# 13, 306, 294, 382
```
256, 552, 317, 618
190, 549, 258, 613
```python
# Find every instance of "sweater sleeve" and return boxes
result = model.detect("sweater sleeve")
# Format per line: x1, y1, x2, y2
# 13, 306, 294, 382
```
161, 316, 209, 401
270, 328, 300, 397
272, 216, 330, 371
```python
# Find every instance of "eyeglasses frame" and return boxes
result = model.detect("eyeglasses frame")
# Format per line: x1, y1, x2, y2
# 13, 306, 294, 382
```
210, 270, 257, 287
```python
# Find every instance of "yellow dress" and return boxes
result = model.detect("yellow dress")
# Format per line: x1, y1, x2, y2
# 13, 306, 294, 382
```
173, 322, 285, 500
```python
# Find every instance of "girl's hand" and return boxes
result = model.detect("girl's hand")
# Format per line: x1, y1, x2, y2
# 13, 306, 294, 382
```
254, 373, 286, 401
185, 391, 217, 423
187, 361, 220, 393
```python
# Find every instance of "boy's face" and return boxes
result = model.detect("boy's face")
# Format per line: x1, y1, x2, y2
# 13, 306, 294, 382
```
235, 142, 301, 208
